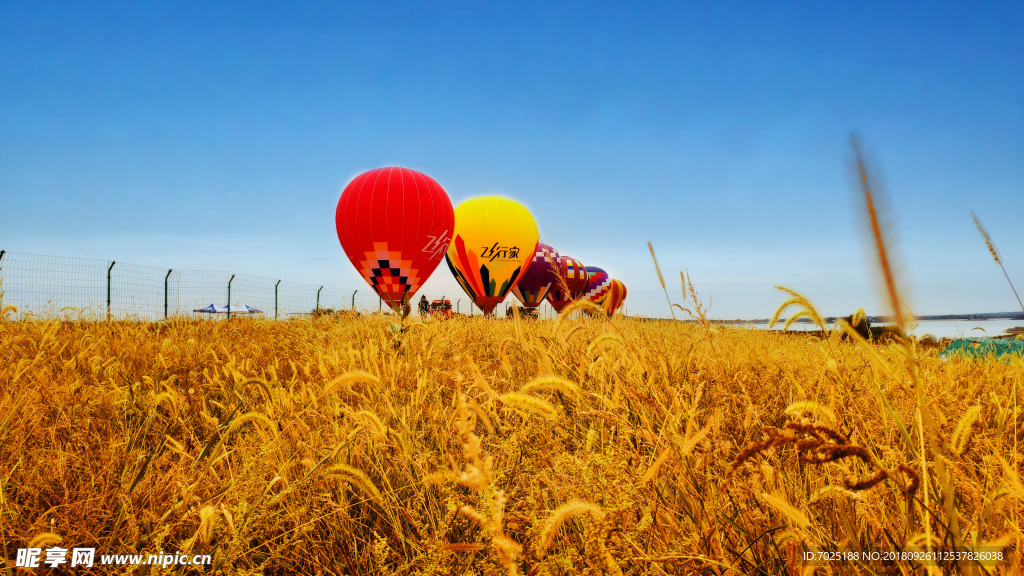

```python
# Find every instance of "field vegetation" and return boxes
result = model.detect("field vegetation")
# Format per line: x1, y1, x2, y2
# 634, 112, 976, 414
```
0, 296, 1021, 575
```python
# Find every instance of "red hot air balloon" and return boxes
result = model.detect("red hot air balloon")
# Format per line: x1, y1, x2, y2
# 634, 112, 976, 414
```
511, 242, 561, 309
545, 256, 589, 312
335, 167, 454, 309
582, 267, 611, 304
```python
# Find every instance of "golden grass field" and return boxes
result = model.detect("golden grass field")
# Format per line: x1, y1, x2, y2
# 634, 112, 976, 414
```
1, 299, 1021, 575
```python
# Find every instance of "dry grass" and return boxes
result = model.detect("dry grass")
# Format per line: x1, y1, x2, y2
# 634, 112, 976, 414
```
972, 210, 1024, 315
0, 308, 1021, 575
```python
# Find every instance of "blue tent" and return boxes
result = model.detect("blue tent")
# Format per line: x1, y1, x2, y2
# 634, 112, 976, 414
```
193, 304, 263, 314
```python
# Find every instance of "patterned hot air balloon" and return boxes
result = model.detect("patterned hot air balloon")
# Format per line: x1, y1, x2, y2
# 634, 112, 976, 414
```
511, 242, 561, 309
445, 196, 539, 314
545, 256, 588, 312
582, 267, 611, 304
335, 167, 454, 310
598, 279, 627, 316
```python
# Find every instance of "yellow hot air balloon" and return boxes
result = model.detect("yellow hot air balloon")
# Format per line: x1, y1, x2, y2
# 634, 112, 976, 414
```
445, 196, 539, 314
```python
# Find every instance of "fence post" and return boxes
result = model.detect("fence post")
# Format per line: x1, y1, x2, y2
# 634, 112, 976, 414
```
352, 290, 357, 310
227, 274, 235, 320
106, 261, 115, 321
164, 269, 172, 320
317, 286, 323, 311
275, 280, 281, 320
379, 297, 382, 312
0, 250, 5, 265
456, 300, 460, 314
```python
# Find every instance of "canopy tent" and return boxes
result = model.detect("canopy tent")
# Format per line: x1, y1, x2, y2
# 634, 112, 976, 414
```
193, 304, 263, 314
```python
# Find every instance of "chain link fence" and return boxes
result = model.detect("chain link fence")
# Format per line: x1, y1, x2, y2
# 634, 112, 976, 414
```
0, 250, 389, 320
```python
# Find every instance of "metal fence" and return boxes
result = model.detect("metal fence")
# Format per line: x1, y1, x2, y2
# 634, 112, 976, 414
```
0, 250, 565, 320
0, 250, 406, 320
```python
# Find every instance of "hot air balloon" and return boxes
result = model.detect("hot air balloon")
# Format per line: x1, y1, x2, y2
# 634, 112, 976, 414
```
545, 256, 588, 312
582, 267, 611, 304
446, 196, 539, 314
335, 167, 454, 310
511, 242, 561, 309
598, 279, 627, 316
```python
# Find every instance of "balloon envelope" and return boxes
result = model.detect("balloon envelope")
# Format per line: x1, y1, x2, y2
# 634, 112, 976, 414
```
511, 242, 561, 308
335, 167, 454, 309
445, 196, 539, 314
545, 256, 589, 312
582, 267, 611, 304
599, 279, 627, 315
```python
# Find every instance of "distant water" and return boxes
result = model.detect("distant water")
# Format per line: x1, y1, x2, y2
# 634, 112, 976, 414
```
742, 319, 1023, 340
907, 319, 1022, 339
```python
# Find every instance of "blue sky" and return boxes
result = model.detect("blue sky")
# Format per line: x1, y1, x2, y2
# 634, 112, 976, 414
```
2, 1, 1022, 319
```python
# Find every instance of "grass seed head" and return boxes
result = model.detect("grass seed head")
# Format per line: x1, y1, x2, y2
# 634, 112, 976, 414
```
538, 501, 605, 555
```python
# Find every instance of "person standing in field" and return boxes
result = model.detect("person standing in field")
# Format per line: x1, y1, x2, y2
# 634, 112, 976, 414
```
419, 295, 429, 318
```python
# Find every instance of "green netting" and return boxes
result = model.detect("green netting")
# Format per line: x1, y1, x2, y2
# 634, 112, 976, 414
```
939, 337, 1024, 361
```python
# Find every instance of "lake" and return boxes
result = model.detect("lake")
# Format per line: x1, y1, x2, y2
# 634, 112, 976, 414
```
742, 319, 1023, 340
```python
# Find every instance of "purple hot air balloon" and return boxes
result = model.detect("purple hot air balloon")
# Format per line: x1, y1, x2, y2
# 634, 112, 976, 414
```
511, 242, 561, 308
582, 267, 611, 304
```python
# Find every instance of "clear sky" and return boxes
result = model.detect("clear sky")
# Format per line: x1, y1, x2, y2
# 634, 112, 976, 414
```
2, 1, 1022, 319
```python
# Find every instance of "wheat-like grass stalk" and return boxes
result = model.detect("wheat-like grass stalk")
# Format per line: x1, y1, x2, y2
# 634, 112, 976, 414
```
470, 398, 496, 435
972, 211, 1001, 263
326, 463, 382, 501
638, 447, 673, 486
352, 409, 390, 439
324, 370, 381, 395
27, 533, 63, 549
553, 299, 622, 354
679, 426, 710, 456
226, 411, 277, 437
196, 504, 219, 545
854, 138, 909, 333
499, 392, 558, 420
769, 286, 827, 331
949, 405, 982, 456
809, 486, 862, 504
995, 454, 1024, 500
520, 376, 581, 398
972, 211, 1024, 314
784, 401, 837, 425
537, 500, 605, 555
648, 241, 677, 321
760, 492, 810, 528
585, 333, 627, 359
554, 300, 605, 332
